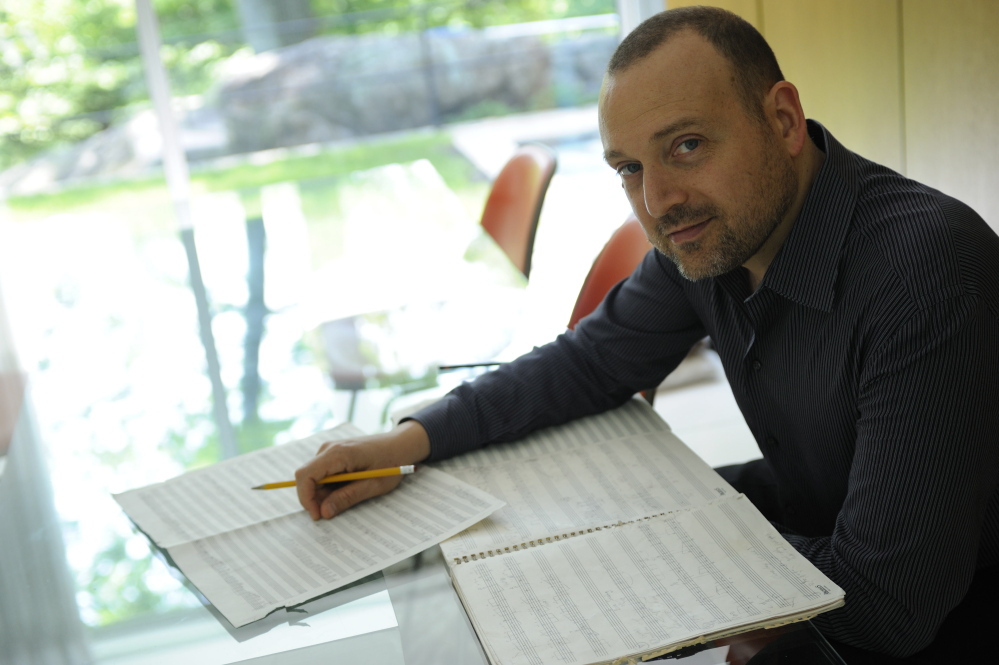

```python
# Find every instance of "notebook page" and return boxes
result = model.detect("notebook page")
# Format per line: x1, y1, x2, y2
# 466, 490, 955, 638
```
452, 495, 844, 665
440, 423, 735, 564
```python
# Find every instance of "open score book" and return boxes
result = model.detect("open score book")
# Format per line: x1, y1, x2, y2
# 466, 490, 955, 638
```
429, 398, 845, 665
112, 423, 504, 627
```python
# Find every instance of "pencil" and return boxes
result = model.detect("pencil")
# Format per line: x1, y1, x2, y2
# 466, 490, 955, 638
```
251, 465, 417, 490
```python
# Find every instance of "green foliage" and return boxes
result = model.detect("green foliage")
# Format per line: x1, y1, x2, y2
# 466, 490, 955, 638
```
0, 0, 615, 173
153, 0, 240, 43
79, 534, 186, 626
158, 412, 224, 471
196, 130, 476, 193
0, 0, 240, 171
310, 0, 615, 33
5, 129, 480, 229
1, 0, 132, 168
236, 417, 298, 453
310, 0, 543, 32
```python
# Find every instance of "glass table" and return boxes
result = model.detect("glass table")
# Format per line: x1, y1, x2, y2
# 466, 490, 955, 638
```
0, 155, 846, 664
1, 405, 846, 665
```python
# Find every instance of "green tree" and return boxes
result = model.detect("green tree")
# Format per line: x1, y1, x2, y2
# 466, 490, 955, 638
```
0, 0, 239, 171
0, 0, 616, 173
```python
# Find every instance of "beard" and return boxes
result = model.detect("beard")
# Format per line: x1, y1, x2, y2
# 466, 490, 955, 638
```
649, 130, 799, 282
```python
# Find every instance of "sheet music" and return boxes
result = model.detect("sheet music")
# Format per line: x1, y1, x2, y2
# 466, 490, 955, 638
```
438, 408, 734, 563
451, 495, 844, 665
114, 424, 364, 548
170, 466, 503, 626
433, 398, 671, 472
113, 424, 505, 627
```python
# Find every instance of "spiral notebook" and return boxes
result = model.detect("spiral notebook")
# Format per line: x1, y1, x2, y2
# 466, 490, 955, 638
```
431, 399, 845, 665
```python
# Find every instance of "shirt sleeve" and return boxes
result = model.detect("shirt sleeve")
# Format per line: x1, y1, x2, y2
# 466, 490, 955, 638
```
410, 249, 708, 461
783, 293, 999, 657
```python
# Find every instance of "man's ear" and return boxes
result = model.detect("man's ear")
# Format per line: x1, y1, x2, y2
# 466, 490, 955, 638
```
768, 81, 808, 157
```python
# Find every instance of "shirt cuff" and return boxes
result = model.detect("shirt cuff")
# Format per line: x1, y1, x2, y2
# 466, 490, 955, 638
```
401, 391, 482, 462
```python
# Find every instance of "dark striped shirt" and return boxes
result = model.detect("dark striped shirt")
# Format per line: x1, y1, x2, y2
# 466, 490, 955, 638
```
413, 121, 999, 657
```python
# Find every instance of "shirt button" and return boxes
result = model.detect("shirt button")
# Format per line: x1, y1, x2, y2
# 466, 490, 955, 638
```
751, 359, 762, 371
785, 503, 796, 517
766, 436, 779, 448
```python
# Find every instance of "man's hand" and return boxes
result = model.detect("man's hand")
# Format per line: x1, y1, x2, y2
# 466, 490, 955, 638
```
294, 420, 431, 520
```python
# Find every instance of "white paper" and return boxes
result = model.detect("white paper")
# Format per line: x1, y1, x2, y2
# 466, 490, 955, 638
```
439, 427, 735, 563
114, 425, 362, 549
452, 495, 844, 665
114, 424, 505, 627
433, 397, 673, 472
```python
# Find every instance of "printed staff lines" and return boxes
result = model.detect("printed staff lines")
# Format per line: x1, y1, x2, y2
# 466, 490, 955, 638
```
633, 522, 728, 630
500, 556, 575, 663
504, 463, 561, 534
532, 550, 606, 659
609, 439, 684, 511
718, 502, 818, 598
560, 542, 642, 651
668, 517, 759, 617
585, 537, 672, 645
693, 511, 788, 610
531, 461, 587, 525
476, 564, 546, 665
637, 431, 719, 502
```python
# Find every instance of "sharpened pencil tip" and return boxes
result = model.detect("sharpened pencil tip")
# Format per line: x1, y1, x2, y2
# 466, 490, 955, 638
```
251, 485, 264, 490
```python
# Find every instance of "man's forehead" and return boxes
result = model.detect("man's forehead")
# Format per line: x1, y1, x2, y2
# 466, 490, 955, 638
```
606, 33, 733, 104
599, 34, 737, 146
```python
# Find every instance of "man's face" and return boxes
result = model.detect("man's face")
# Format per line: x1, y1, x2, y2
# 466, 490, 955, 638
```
599, 32, 798, 281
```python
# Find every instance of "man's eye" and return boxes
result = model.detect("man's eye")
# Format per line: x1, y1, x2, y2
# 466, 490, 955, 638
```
676, 138, 701, 155
617, 163, 641, 176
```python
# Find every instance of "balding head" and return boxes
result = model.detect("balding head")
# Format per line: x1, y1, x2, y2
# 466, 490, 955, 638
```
608, 6, 784, 126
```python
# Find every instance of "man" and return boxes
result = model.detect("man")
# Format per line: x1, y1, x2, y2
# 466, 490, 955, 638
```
296, 7, 999, 661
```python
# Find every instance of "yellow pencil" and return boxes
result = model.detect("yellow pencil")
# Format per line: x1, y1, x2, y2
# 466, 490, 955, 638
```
251, 465, 417, 490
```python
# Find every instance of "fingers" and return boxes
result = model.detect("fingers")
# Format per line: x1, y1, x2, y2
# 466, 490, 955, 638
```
293, 437, 390, 520
294, 466, 323, 521
295, 446, 351, 521
317, 476, 404, 519
294, 421, 432, 520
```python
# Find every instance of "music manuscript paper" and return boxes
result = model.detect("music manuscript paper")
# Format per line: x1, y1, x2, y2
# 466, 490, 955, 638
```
436, 399, 845, 665
114, 424, 503, 627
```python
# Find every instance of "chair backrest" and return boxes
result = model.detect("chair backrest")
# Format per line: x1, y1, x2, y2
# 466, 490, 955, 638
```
479, 142, 557, 280
568, 215, 652, 330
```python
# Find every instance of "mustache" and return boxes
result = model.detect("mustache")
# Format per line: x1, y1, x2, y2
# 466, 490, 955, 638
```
654, 204, 721, 234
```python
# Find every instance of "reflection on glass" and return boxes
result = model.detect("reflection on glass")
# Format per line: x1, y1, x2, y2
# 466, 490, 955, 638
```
0, 1, 620, 659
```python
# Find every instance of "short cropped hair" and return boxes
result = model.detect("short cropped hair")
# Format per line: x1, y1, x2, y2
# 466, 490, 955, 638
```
608, 6, 784, 125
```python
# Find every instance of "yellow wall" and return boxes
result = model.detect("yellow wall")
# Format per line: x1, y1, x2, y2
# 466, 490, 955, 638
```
903, 0, 999, 227
664, 0, 999, 231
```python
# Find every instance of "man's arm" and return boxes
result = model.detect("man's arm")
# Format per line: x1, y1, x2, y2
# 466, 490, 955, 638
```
295, 249, 706, 516
785, 294, 999, 657
411, 249, 708, 461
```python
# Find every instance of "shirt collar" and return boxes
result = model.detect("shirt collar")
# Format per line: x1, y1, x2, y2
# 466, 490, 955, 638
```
751, 120, 859, 313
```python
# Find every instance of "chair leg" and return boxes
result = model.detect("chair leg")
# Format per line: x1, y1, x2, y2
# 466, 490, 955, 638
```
346, 390, 358, 423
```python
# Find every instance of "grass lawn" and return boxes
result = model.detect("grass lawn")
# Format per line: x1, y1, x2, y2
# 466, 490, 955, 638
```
3, 129, 488, 225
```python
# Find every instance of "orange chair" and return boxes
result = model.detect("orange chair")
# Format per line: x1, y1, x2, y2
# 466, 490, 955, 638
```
480, 142, 557, 280
317, 145, 556, 424
568, 215, 651, 329
568, 215, 656, 404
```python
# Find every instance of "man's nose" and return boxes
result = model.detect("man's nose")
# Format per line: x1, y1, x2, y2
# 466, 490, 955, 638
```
642, 166, 687, 219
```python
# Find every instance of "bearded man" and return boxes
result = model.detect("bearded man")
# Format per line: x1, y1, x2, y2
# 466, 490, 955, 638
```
295, 7, 999, 662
